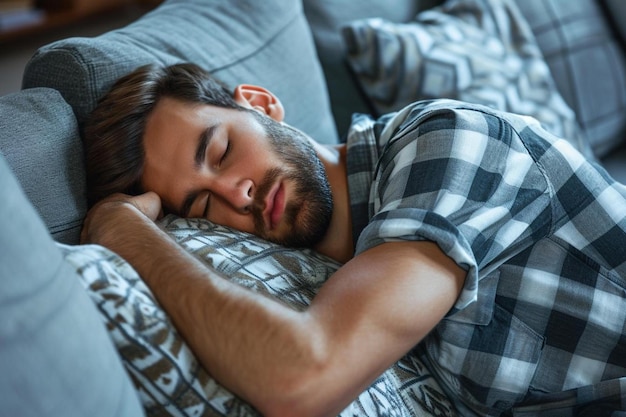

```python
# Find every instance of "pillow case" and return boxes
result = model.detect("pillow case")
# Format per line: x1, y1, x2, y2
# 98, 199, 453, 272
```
23, 0, 338, 145
0, 88, 86, 244
342, 0, 594, 159
61, 215, 458, 417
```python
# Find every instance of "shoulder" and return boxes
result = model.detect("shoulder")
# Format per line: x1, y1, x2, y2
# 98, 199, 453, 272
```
346, 98, 514, 147
374, 100, 533, 179
380, 99, 521, 144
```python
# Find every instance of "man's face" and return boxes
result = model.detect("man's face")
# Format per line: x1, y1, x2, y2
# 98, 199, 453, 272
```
141, 96, 333, 248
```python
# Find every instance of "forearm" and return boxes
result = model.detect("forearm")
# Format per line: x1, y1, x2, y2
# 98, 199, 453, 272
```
140, 228, 324, 406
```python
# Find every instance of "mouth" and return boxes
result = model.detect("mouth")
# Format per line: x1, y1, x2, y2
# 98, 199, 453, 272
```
264, 181, 286, 230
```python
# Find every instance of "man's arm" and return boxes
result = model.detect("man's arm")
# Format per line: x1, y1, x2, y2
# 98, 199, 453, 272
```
82, 192, 465, 417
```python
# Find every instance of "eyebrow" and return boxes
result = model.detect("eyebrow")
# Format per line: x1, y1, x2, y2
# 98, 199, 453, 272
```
180, 125, 217, 216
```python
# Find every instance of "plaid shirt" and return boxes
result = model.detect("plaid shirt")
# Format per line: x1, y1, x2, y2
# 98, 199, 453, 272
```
345, 99, 626, 416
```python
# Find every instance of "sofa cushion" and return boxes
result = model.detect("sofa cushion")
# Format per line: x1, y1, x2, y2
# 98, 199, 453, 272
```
61, 215, 457, 416
342, 0, 594, 160
514, 0, 626, 158
0, 154, 144, 417
303, 0, 440, 137
23, 0, 338, 144
0, 88, 86, 244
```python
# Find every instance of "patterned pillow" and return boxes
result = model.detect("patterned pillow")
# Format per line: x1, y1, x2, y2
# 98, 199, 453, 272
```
60, 215, 457, 417
342, 0, 595, 160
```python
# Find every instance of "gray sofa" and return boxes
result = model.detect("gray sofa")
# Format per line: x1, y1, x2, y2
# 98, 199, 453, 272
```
2, 0, 625, 416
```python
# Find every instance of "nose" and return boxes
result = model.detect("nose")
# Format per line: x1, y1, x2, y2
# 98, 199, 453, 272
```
213, 177, 254, 213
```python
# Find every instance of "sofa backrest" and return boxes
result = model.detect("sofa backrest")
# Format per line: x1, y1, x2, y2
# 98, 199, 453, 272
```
514, 0, 626, 158
23, 0, 338, 145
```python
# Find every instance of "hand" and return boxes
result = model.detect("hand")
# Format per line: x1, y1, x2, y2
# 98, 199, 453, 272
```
81, 192, 163, 245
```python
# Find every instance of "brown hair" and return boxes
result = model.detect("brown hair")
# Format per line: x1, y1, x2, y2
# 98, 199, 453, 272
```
84, 63, 241, 207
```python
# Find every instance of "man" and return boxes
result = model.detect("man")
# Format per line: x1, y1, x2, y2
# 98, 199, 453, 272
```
82, 63, 626, 416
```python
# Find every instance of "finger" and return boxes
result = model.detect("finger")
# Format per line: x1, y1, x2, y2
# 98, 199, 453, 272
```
80, 222, 88, 244
80, 212, 95, 244
131, 191, 163, 221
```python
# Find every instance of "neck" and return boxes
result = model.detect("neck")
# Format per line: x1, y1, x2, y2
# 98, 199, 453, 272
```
311, 142, 353, 264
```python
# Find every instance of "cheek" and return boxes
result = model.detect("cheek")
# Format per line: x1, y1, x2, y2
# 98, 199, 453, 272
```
207, 200, 256, 233
240, 139, 280, 168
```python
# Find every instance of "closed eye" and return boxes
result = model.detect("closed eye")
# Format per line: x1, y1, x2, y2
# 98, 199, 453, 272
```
202, 192, 211, 218
220, 140, 231, 165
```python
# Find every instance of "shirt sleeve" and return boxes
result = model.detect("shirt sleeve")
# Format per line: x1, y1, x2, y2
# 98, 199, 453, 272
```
355, 101, 554, 318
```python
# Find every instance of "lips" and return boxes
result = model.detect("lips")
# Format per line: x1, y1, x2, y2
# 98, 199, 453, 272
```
264, 181, 286, 230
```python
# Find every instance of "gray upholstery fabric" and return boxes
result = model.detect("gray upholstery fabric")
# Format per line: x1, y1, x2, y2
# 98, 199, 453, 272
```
303, 0, 441, 137
23, 0, 339, 144
0, 154, 144, 417
515, 0, 626, 158
0, 88, 86, 244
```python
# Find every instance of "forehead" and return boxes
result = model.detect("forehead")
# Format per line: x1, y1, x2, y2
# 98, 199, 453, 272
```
148, 96, 210, 127
145, 96, 263, 135
142, 97, 240, 156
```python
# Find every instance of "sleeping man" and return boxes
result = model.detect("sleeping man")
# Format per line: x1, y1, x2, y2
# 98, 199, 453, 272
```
82, 63, 626, 417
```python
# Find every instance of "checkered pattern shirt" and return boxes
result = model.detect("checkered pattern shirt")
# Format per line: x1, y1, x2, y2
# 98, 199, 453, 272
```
345, 99, 626, 416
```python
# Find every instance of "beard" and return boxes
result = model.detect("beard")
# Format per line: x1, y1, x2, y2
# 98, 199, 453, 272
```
249, 112, 333, 248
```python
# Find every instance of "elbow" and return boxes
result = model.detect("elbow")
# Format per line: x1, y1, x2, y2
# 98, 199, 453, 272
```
260, 403, 320, 417
260, 363, 332, 416
255, 324, 338, 417
258, 386, 335, 417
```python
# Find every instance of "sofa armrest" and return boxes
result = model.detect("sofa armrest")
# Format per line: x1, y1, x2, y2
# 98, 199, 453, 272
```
0, 152, 144, 417
0, 88, 86, 244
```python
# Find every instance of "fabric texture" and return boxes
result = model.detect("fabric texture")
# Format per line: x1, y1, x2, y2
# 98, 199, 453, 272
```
61, 216, 458, 417
23, 0, 338, 145
0, 88, 86, 244
514, 0, 626, 157
345, 98, 626, 416
0, 154, 144, 417
342, 0, 594, 160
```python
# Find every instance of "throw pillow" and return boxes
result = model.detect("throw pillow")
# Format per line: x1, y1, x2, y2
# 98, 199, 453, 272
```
342, 0, 595, 160
61, 215, 457, 417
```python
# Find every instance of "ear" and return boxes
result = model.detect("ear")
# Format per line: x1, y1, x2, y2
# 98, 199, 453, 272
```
233, 84, 285, 122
